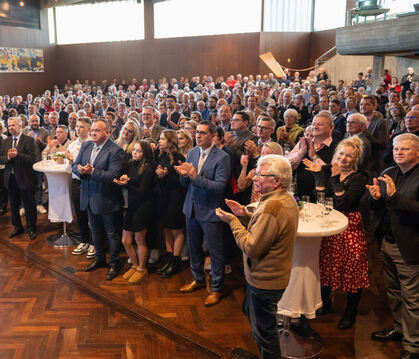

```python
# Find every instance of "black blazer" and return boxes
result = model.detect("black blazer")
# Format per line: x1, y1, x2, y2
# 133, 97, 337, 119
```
372, 164, 419, 265
0, 134, 36, 190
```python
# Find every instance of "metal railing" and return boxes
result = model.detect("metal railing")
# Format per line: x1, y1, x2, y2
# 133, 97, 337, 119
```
314, 46, 337, 68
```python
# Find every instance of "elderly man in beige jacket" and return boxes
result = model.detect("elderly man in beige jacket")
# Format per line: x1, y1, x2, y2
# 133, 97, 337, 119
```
216, 154, 298, 359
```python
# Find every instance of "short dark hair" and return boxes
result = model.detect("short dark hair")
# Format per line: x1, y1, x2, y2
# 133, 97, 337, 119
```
235, 111, 250, 124
199, 120, 217, 134
93, 118, 110, 130
362, 95, 377, 106
166, 95, 176, 101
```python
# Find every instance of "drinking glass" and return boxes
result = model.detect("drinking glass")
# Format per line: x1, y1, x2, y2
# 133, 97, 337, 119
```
301, 195, 310, 220
324, 197, 334, 223
316, 192, 325, 219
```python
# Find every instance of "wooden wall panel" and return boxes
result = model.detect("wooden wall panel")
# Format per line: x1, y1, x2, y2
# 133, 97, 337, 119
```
309, 29, 337, 67
0, 20, 337, 96
258, 32, 312, 77
54, 33, 261, 85
0, 9, 56, 96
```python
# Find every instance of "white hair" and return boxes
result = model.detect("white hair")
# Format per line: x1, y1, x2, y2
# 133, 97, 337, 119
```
258, 154, 292, 188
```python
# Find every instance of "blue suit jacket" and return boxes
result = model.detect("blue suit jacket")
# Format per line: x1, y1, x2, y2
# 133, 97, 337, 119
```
72, 138, 125, 215
180, 145, 231, 222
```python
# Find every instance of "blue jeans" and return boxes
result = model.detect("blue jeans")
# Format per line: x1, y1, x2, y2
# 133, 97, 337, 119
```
87, 208, 122, 267
243, 283, 284, 359
186, 217, 225, 292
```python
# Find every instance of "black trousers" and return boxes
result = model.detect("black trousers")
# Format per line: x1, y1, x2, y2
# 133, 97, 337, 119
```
9, 174, 36, 230
0, 169, 7, 210
71, 179, 91, 243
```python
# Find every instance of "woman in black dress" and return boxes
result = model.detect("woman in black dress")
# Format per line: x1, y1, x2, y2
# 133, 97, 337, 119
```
303, 136, 369, 329
114, 140, 155, 284
155, 130, 186, 278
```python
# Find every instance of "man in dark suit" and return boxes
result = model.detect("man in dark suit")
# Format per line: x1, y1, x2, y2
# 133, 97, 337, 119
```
175, 121, 231, 306
367, 133, 419, 359
0, 117, 37, 240
72, 118, 125, 280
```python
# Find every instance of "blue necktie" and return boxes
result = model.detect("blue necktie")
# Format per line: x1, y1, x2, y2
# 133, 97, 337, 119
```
13, 137, 17, 149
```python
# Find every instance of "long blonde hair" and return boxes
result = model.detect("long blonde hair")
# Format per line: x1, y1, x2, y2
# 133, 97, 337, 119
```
116, 119, 141, 155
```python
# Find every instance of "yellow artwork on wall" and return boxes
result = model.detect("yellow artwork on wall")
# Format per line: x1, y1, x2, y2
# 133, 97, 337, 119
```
0, 47, 44, 72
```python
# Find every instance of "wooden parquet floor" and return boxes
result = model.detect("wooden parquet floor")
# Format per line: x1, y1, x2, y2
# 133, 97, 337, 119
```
0, 211, 405, 359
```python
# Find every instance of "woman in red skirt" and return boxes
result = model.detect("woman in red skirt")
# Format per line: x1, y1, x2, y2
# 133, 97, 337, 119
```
304, 135, 369, 329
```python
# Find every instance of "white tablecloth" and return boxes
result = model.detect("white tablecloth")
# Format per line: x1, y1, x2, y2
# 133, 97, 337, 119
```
277, 203, 348, 319
33, 160, 74, 223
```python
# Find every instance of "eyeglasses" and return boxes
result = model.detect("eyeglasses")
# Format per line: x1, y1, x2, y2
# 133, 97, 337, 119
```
391, 107, 399, 111
257, 125, 273, 131
231, 118, 243, 122
406, 116, 417, 120
254, 171, 277, 178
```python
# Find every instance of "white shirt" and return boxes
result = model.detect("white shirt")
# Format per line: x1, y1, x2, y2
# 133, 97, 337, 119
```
68, 136, 91, 179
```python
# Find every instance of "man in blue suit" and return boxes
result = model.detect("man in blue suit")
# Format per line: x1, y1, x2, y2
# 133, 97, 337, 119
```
175, 120, 231, 306
72, 119, 125, 281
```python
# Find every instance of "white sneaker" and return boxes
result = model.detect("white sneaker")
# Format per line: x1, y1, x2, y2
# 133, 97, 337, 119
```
37, 205, 47, 214
148, 249, 160, 264
19, 208, 25, 216
127, 257, 132, 264
72, 243, 89, 255
86, 245, 96, 259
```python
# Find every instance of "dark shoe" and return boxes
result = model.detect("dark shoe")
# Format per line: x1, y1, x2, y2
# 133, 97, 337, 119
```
399, 351, 419, 359
29, 231, 37, 241
161, 256, 181, 279
0, 208, 7, 215
338, 309, 356, 329
156, 252, 173, 274
338, 290, 362, 329
106, 266, 120, 281
9, 227, 24, 238
204, 291, 222, 306
180, 280, 205, 293
85, 260, 106, 272
290, 317, 319, 338
371, 327, 403, 342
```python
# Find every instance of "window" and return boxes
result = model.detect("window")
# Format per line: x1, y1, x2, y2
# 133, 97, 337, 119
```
154, 0, 262, 39
48, 8, 55, 44
53, 0, 144, 45
264, 0, 312, 32
383, 0, 416, 16
314, 0, 346, 31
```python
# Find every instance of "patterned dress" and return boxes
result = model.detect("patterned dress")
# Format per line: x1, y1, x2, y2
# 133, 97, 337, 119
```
318, 170, 370, 293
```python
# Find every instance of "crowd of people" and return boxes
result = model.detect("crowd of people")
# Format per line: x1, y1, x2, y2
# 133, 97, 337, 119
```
0, 66, 418, 359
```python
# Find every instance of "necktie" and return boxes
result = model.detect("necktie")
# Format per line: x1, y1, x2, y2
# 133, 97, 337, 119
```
197, 151, 206, 174
90, 146, 100, 164
13, 137, 17, 149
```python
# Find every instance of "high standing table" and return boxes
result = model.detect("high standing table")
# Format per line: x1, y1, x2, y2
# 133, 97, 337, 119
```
277, 202, 348, 358
33, 159, 78, 247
